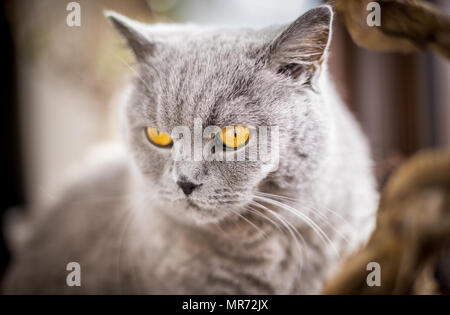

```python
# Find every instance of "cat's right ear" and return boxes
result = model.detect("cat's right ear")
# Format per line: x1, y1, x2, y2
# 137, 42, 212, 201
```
260, 5, 333, 85
104, 10, 153, 61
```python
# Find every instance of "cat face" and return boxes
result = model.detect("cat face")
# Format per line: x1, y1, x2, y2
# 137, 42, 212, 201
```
107, 6, 333, 224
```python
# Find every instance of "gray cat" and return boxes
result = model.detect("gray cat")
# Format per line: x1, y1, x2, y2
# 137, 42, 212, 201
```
3, 5, 378, 294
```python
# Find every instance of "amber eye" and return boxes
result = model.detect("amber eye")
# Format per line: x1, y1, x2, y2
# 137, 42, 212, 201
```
145, 127, 173, 148
219, 126, 250, 149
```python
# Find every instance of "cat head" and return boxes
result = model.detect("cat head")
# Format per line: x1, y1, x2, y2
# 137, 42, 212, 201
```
106, 6, 334, 224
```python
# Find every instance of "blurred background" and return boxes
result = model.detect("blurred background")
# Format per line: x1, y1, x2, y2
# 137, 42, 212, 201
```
0, 0, 449, 277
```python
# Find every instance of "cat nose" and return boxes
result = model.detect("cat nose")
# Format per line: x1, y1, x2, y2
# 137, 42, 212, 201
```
177, 180, 201, 196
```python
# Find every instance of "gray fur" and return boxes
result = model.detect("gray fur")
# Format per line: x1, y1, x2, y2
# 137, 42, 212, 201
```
2, 6, 378, 294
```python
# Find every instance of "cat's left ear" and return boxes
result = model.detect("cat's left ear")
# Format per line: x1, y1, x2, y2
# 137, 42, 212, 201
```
262, 5, 333, 84
105, 10, 153, 61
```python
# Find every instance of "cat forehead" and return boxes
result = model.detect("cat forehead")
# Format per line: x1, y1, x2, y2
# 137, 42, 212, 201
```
151, 29, 265, 69
155, 67, 267, 130
144, 35, 275, 128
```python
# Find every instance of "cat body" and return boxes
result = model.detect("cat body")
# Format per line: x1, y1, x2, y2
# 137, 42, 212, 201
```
3, 6, 378, 294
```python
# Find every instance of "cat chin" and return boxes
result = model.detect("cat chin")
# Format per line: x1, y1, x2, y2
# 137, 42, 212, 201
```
157, 198, 232, 226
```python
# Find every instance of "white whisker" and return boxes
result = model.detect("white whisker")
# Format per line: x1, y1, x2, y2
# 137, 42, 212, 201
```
228, 208, 266, 237
256, 191, 353, 243
248, 201, 306, 272
253, 195, 340, 257
245, 205, 282, 232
